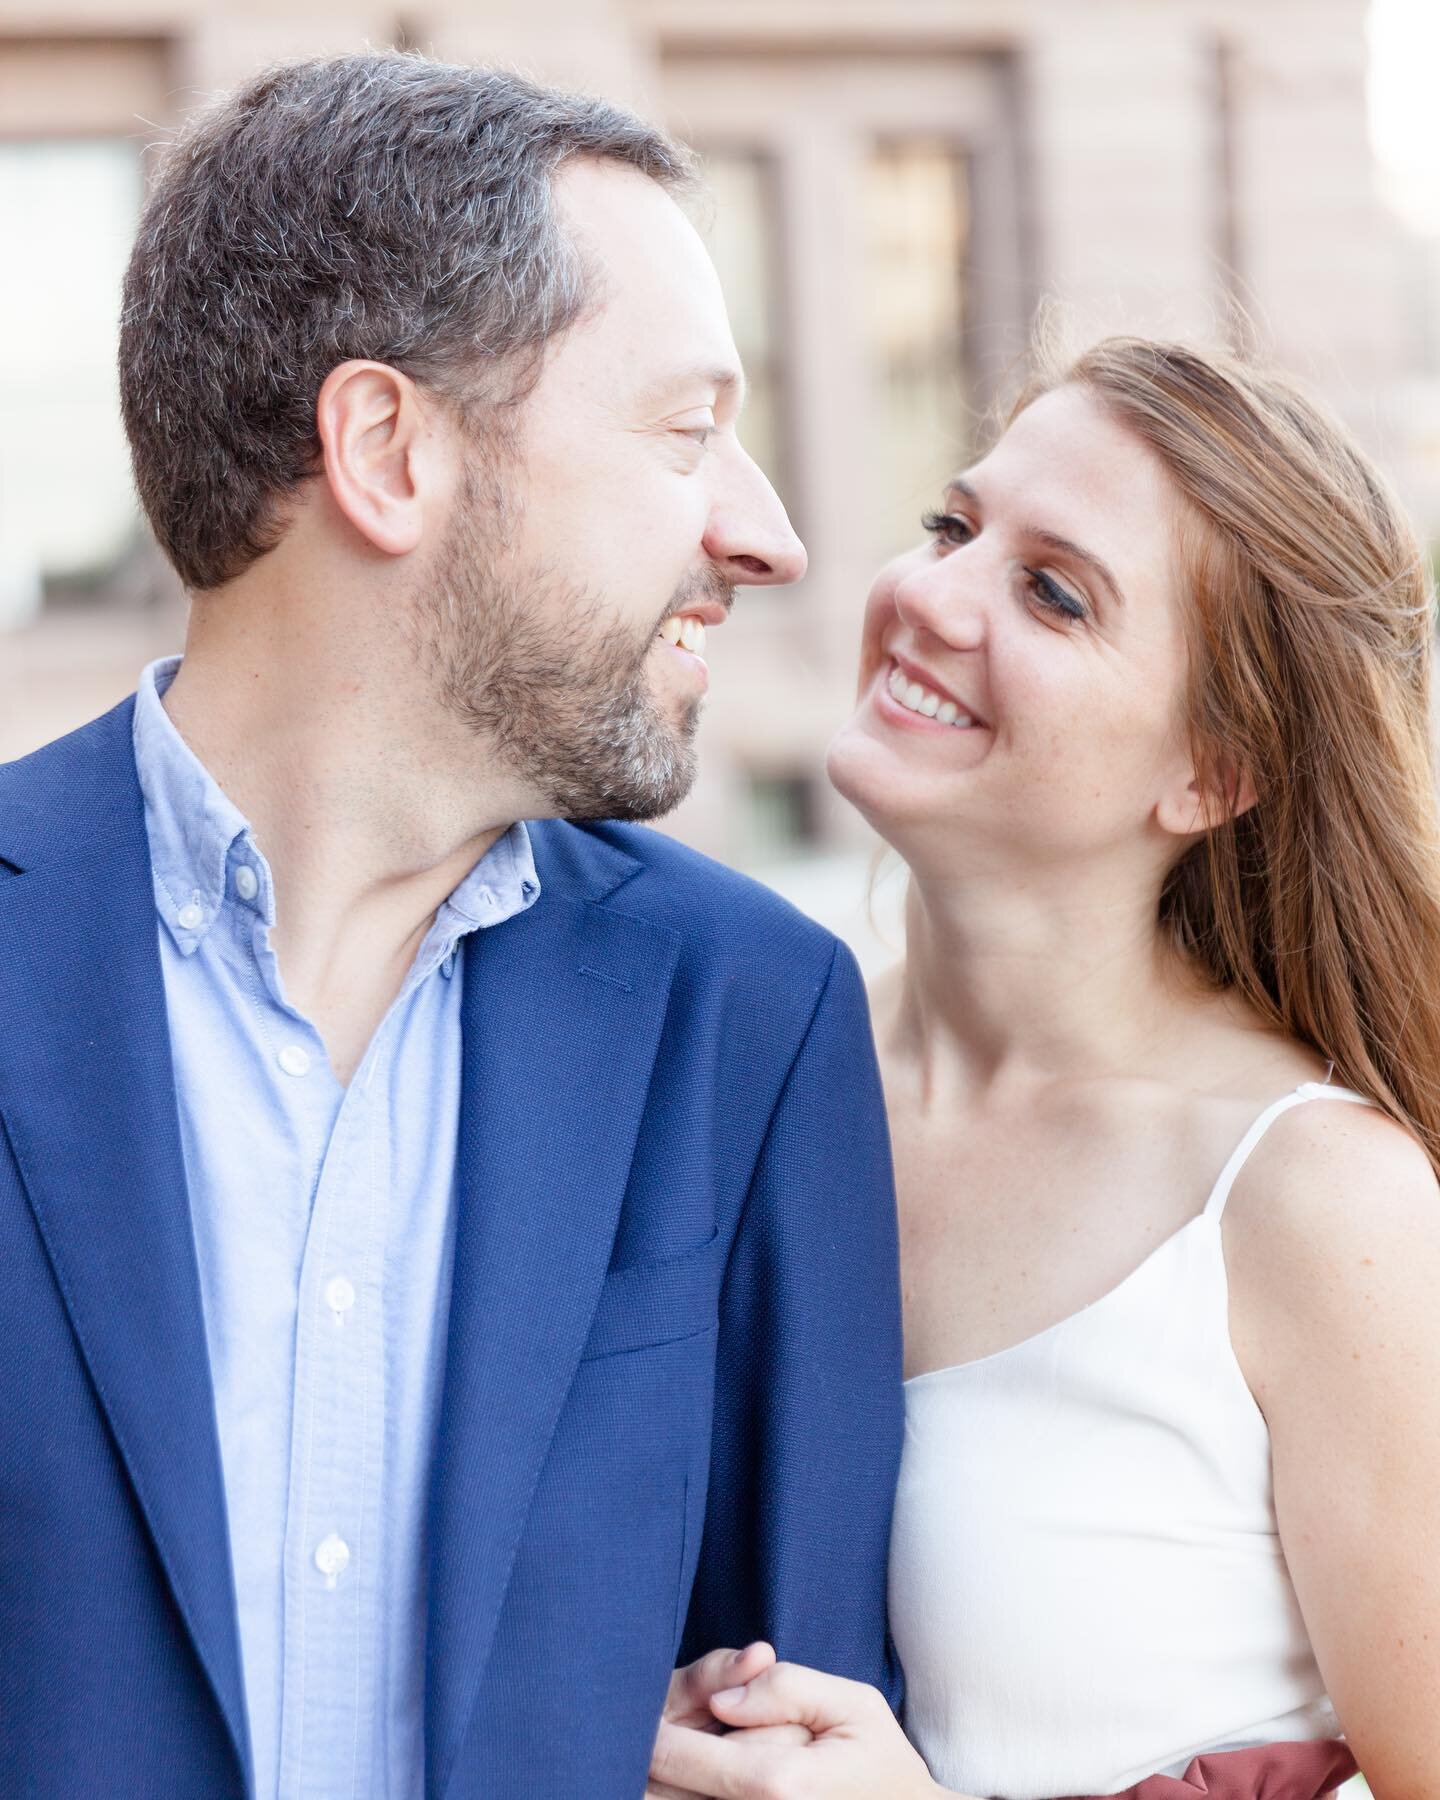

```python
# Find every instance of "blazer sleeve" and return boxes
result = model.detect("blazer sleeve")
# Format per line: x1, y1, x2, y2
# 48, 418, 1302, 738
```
677, 938, 906, 1713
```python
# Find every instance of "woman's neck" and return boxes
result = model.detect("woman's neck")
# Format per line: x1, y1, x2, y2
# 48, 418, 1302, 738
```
888, 856, 1197, 1105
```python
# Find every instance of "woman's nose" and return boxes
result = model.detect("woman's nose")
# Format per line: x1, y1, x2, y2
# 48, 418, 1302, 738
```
893, 556, 988, 651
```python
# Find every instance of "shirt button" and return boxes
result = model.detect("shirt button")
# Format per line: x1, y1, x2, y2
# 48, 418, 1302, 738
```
234, 865, 259, 902
277, 1044, 312, 1077
314, 1533, 350, 1587
177, 902, 204, 931
324, 1275, 356, 1317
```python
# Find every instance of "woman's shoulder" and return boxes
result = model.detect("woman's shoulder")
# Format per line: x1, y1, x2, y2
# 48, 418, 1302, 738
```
1224, 1086, 1437, 1244
1221, 1086, 1440, 1403
1167, 995, 1427, 1210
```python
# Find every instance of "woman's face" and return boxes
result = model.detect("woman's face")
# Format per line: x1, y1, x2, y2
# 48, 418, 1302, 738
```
827, 383, 1201, 874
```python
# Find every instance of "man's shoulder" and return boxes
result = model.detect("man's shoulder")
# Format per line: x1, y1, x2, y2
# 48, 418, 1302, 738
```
0, 696, 140, 871
531, 817, 842, 986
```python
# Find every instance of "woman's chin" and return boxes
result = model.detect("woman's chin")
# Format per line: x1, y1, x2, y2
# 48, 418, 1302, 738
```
826, 717, 944, 834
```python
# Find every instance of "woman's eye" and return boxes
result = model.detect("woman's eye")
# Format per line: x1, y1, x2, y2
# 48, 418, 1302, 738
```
676, 424, 715, 449
921, 509, 973, 548
1026, 568, 1086, 623
919, 511, 1086, 624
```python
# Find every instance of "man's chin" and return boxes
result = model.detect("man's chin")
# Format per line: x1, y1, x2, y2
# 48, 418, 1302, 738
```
562, 732, 698, 824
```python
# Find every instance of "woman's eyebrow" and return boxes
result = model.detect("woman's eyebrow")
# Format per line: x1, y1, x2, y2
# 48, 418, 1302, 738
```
945, 474, 1126, 609
1027, 528, 1126, 609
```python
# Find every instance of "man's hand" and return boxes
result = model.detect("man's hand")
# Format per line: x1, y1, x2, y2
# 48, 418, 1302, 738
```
646, 1643, 812, 1800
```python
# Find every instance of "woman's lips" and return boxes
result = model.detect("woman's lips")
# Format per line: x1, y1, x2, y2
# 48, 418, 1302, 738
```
880, 658, 984, 730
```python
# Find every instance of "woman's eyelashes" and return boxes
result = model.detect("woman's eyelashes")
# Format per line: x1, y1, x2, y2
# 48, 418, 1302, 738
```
920, 509, 1087, 624
1028, 569, 1086, 622
921, 508, 974, 547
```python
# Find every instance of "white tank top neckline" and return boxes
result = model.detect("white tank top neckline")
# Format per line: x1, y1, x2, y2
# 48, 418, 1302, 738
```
903, 1078, 1370, 1390
888, 1079, 1373, 1800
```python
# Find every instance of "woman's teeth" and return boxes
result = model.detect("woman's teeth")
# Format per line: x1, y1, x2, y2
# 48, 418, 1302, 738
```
659, 614, 707, 655
887, 663, 974, 727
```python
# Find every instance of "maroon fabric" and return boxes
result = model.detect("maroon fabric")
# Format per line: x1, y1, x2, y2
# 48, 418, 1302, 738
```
1054, 1738, 1358, 1800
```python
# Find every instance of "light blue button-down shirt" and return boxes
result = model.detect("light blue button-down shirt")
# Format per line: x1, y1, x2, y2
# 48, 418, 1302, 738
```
132, 656, 539, 1799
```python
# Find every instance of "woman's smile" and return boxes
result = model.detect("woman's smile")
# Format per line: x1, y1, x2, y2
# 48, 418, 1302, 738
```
882, 652, 988, 730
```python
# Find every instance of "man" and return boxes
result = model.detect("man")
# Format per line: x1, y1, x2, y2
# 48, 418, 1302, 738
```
0, 51, 903, 1800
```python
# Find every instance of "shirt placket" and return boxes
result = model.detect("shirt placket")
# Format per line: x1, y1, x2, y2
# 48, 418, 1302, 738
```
277, 1030, 393, 1800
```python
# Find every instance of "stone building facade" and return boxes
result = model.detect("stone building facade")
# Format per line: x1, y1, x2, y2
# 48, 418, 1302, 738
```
0, 0, 1411, 866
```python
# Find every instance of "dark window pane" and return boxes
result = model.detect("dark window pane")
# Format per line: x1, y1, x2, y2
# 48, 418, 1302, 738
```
863, 141, 969, 559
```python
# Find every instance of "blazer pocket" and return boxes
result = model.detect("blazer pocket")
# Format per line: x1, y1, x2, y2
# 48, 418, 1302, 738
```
579, 1227, 725, 1362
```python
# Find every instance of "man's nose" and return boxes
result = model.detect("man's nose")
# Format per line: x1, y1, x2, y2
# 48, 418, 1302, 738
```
702, 448, 808, 587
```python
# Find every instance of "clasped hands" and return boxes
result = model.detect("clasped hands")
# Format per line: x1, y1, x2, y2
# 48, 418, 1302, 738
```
647, 1642, 952, 1800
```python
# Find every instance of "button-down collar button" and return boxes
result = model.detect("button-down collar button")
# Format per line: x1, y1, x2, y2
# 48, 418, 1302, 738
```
277, 1044, 312, 1077
324, 1275, 356, 1318
177, 902, 204, 931
314, 1533, 350, 1587
234, 865, 259, 902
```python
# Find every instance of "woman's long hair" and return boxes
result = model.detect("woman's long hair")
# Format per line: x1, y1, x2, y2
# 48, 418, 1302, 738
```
1017, 338, 1440, 1170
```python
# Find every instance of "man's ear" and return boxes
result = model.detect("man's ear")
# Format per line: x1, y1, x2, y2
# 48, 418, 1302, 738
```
315, 359, 428, 557
1156, 758, 1258, 840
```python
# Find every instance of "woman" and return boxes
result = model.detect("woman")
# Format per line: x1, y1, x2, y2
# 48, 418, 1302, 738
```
649, 339, 1440, 1800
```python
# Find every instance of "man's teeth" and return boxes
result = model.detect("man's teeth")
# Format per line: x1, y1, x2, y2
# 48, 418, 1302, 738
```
887, 663, 974, 727
659, 614, 707, 655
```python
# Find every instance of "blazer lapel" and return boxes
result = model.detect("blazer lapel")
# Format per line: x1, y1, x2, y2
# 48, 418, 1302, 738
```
426, 869, 680, 1798
0, 710, 250, 1789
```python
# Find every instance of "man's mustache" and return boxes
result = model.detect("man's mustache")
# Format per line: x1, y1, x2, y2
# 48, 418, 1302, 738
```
652, 567, 735, 636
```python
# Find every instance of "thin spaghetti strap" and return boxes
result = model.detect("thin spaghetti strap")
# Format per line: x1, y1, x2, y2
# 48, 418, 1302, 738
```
1202, 1082, 1376, 1221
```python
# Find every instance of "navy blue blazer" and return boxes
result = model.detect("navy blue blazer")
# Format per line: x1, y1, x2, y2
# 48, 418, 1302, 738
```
0, 697, 905, 1799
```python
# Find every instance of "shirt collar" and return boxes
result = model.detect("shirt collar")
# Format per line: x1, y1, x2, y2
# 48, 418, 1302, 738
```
427, 821, 539, 981
133, 655, 253, 953
132, 655, 541, 961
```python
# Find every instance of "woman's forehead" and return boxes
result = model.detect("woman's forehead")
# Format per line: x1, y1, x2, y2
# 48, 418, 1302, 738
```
968, 385, 1183, 595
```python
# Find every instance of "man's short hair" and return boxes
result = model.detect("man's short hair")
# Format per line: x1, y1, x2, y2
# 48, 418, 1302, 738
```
118, 52, 694, 591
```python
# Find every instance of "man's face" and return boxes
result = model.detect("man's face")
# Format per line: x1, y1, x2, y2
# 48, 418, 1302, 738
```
414, 158, 806, 822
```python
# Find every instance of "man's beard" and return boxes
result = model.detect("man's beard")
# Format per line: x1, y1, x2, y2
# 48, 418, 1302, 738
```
411, 467, 728, 822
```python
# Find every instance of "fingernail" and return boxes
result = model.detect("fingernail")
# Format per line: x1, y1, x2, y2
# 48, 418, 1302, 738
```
729, 1648, 749, 1668
712, 1686, 747, 1708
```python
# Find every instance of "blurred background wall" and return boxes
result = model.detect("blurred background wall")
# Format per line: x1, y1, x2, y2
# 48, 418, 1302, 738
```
0, 0, 1435, 960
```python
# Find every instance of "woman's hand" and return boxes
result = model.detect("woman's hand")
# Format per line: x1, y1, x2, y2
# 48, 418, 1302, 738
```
646, 1644, 811, 1800
650, 1659, 952, 1800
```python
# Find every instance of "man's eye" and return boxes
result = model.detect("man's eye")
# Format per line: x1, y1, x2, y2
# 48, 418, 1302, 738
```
675, 424, 715, 449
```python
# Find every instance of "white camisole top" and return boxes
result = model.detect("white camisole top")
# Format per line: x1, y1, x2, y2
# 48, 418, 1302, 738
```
888, 1082, 1370, 1799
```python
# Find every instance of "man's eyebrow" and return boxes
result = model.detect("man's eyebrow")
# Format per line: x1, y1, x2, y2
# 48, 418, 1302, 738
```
945, 474, 1126, 608
635, 365, 747, 413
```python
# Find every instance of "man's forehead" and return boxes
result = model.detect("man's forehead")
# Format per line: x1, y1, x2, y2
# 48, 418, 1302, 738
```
550, 161, 745, 410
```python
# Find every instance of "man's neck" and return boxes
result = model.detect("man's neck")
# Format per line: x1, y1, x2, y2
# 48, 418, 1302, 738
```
160, 617, 525, 1073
